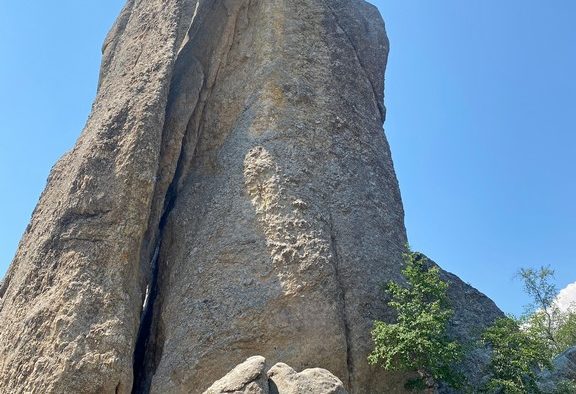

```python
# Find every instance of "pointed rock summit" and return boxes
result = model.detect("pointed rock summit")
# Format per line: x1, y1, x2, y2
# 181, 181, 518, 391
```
0, 0, 502, 393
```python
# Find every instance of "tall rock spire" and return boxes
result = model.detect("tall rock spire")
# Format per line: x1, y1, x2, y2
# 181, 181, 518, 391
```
0, 1, 502, 393
138, 0, 405, 392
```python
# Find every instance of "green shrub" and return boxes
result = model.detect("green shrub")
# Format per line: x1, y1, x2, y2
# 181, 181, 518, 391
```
368, 249, 464, 391
481, 316, 552, 393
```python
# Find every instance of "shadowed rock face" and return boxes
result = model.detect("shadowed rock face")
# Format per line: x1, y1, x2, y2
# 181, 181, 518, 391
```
0, 1, 502, 393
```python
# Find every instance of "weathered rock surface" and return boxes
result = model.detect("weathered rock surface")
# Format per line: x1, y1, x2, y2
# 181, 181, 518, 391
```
0, 0, 195, 392
0, 0, 504, 393
552, 347, 576, 381
203, 356, 347, 394
268, 363, 348, 394
539, 347, 576, 392
203, 356, 269, 394
145, 0, 406, 392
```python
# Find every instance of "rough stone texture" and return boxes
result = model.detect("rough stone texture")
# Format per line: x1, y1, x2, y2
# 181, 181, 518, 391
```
0, 0, 505, 393
203, 356, 269, 394
202, 357, 347, 394
268, 363, 348, 394
145, 1, 407, 392
539, 347, 576, 392
0, 0, 196, 392
553, 347, 576, 381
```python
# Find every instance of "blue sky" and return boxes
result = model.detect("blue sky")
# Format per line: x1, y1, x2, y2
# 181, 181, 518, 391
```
1, 1, 574, 316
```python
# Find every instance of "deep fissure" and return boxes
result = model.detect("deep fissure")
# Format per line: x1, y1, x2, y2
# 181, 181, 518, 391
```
328, 212, 354, 389
129, 4, 232, 384
130, 1, 283, 391
132, 244, 160, 393
131, 178, 181, 393
131, 70, 204, 394
130, 7, 207, 389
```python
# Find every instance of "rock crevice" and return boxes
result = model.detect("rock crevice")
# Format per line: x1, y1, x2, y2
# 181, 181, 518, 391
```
131, 2, 248, 390
328, 212, 354, 389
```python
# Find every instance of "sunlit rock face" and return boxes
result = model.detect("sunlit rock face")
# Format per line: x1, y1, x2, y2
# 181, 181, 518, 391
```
202, 355, 348, 394
0, 1, 502, 393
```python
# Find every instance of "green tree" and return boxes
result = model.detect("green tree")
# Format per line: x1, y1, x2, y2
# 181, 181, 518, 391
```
368, 249, 464, 391
481, 316, 552, 393
519, 266, 576, 357
480, 266, 576, 393
555, 312, 576, 353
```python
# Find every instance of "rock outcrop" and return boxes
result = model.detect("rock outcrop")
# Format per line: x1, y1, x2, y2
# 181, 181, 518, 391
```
203, 356, 269, 394
552, 347, 576, 381
0, 0, 189, 392
268, 363, 348, 394
539, 347, 576, 392
0, 0, 503, 393
203, 356, 347, 394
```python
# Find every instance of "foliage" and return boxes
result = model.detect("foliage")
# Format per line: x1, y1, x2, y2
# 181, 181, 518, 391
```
555, 312, 576, 354
480, 267, 576, 393
551, 379, 576, 394
368, 249, 464, 391
481, 316, 552, 393
518, 266, 576, 358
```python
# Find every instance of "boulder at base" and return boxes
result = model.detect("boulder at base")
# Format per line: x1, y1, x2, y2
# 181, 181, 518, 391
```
203, 356, 348, 394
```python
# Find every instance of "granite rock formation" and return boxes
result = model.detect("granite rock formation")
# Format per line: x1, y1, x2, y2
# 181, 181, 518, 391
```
202, 356, 347, 394
539, 346, 576, 392
203, 356, 269, 394
552, 346, 576, 381
267, 363, 348, 394
0, 0, 503, 393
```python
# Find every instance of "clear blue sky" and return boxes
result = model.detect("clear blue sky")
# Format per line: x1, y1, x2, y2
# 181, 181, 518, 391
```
1, 1, 574, 316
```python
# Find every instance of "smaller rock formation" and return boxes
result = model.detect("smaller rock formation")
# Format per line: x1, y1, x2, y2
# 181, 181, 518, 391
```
203, 356, 269, 394
539, 346, 576, 392
553, 347, 576, 381
268, 364, 348, 394
203, 357, 348, 394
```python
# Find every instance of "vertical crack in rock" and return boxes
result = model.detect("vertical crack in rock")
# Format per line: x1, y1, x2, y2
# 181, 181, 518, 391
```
132, 244, 160, 393
131, 75, 204, 394
131, 94, 205, 391
131, 48, 204, 394
131, 2, 245, 390
328, 212, 354, 389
